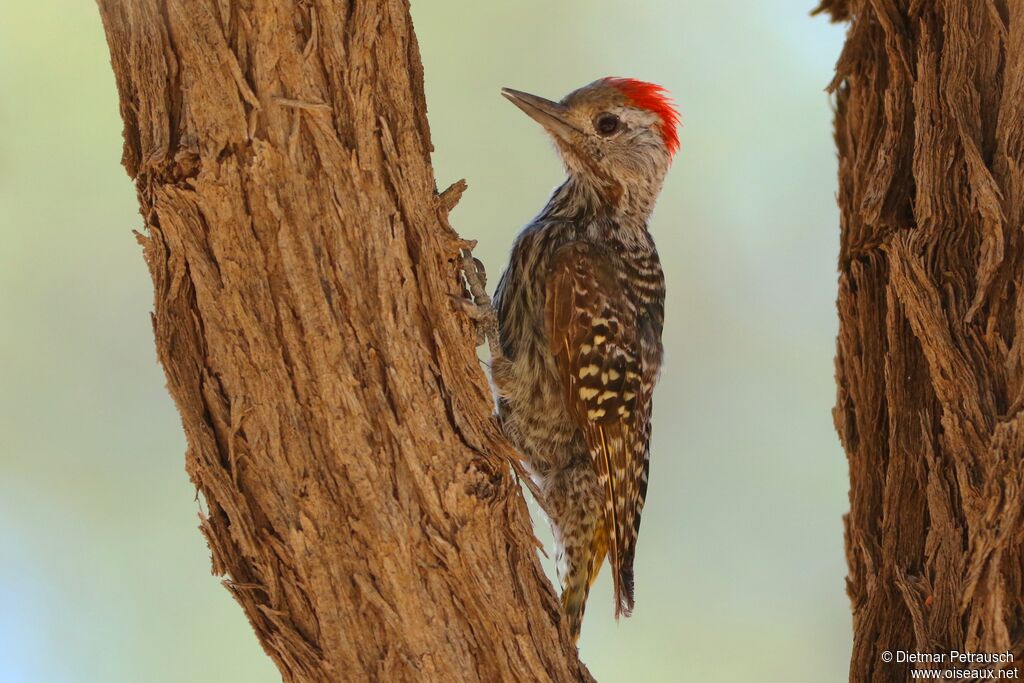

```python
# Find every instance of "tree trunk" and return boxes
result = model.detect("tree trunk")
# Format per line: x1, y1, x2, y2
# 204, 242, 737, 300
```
96, 2, 591, 681
816, 1, 1024, 680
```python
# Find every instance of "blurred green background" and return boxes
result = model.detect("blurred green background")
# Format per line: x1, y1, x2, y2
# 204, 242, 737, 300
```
0, 2, 848, 681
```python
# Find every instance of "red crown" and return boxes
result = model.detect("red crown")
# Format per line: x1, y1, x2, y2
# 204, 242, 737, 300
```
603, 77, 681, 156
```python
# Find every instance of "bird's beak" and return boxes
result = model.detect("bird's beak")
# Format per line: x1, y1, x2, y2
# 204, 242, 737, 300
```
501, 87, 579, 143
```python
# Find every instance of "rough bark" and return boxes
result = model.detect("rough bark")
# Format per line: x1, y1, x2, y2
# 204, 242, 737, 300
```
815, 1, 1024, 681
96, 2, 592, 681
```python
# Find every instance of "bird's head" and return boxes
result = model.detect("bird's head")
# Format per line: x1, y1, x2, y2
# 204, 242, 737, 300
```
502, 78, 680, 208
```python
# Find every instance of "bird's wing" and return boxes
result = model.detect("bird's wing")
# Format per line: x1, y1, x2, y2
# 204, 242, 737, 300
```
545, 241, 651, 617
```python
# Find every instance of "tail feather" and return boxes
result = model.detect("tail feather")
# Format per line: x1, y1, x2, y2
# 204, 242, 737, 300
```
561, 524, 607, 642
616, 447, 648, 617
617, 545, 636, 617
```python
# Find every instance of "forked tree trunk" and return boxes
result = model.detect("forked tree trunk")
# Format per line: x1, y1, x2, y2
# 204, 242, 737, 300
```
96, 2, 591, 680
816, 1, 1024, 681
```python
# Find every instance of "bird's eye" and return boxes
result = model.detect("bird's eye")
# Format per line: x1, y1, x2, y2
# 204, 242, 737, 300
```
595, 113, 621, 136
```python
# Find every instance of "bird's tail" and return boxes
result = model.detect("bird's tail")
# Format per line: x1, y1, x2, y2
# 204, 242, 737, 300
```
561, 524, 608, 642
616, 538, 637, 618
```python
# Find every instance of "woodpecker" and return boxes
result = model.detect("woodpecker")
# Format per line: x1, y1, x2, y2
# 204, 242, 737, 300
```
459, 77, 678, 641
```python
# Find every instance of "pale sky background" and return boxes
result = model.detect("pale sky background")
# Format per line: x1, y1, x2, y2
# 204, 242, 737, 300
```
0, 2, 849, 681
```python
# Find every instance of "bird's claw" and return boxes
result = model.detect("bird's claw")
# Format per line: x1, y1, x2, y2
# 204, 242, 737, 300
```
450, 295, 496, 347
461, 251, 490, 306
455, 248, 502, 358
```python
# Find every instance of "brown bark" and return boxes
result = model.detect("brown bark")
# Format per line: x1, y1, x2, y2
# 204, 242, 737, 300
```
815, 1, 1024, 681
96, 2, 591, 681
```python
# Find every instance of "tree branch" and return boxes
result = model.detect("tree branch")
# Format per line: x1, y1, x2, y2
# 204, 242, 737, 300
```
97, 1, 592, 680
817, 1, 1024, 679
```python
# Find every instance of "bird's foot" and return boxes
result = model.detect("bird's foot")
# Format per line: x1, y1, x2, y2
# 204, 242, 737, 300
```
453, 247, 502, 360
